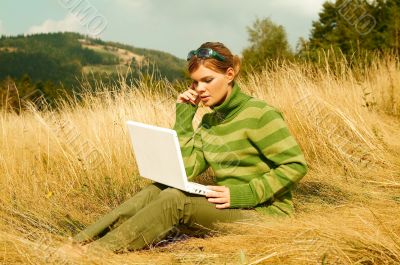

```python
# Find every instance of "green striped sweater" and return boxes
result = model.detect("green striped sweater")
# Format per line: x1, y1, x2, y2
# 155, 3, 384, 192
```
173, 82, 308, 216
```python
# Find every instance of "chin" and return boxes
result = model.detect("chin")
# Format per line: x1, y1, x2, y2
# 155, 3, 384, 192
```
205, 101, 214, 107
201, 100, 212, 107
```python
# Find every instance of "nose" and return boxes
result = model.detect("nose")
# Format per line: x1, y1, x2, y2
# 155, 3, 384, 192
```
196, 82, 207, 93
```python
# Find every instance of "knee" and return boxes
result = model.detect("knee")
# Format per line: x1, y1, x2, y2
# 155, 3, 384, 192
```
132, 183, 165, 198
157, 188, 186, 204
156, 188, 187, 222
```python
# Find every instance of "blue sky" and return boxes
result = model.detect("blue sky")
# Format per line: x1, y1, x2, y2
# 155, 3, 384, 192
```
0, 0, 325, 59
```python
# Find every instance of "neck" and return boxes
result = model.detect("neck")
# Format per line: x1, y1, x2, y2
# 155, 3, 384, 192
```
209, 82, 252, 122
214, 84, 233, 107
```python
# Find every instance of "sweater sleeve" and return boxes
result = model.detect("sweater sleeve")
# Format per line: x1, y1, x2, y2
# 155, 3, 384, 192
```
227, 108, 308, 208
173, 102, 209, 181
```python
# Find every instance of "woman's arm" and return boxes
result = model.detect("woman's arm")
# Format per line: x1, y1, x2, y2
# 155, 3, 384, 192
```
227, 108, 308, 208
173, 102, 209, 181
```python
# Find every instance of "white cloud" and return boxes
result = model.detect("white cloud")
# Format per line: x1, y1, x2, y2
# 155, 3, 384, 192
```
26, 14, 86, 35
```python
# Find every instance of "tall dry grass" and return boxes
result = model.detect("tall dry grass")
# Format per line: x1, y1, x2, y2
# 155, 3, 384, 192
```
0, 55, 399, 264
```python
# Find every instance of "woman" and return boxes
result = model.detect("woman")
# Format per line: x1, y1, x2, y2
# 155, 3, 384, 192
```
66, 41, 308, 255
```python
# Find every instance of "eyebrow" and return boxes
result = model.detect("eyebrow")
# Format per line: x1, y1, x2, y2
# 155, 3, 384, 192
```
194, 76, 214, 81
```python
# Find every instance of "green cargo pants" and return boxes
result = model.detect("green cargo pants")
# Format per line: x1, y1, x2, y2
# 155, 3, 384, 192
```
72, 183, 259, 253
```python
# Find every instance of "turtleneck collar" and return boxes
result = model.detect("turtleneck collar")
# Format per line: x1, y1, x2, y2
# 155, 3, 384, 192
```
209, 82, 252, 122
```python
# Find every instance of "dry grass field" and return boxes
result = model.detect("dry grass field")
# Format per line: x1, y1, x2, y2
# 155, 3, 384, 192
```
1, 55, 399, 264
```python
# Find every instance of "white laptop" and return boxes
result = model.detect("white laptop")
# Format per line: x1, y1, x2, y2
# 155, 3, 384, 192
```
126, 120, 212, 196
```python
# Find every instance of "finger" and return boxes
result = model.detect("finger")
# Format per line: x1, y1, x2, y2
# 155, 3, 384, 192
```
205, 191, 222, 198
216, 203, 230, 209
183, 94, 195, 104
180, 93, 189, 100
186, 88, 198, 97
188, 89, 198, 95
195, 96, 201, 104
187, 91, 198, 99
208, 197, 228, 204
206, 190, 227, 197
194, 97, 201, 105
207, 185, 226, 192
184, 92, 197, 101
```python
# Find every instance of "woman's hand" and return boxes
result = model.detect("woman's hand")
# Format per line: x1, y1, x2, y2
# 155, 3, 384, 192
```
206, 186, 230, 209
176, 83, 201, 105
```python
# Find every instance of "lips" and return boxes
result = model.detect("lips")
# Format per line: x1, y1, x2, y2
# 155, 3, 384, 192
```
201, 96, 210, 101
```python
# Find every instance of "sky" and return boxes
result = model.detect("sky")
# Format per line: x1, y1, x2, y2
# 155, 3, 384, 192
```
0, 0, 326, 59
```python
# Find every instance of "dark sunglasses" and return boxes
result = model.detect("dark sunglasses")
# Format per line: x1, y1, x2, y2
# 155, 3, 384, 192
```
187, 48, 225, 61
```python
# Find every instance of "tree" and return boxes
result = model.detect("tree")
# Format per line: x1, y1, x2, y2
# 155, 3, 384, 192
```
241, 17, 293, 74
299, 0, 400, 59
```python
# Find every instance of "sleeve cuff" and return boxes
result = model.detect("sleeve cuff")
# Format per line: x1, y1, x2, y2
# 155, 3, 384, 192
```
228, 184, 258, 208
173, 103, 198, 133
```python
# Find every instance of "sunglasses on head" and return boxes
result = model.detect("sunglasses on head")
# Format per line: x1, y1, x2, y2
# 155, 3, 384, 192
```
186, 48, 225, 62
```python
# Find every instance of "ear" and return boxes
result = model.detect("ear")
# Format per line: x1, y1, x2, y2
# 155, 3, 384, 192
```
225, 67, 235, 83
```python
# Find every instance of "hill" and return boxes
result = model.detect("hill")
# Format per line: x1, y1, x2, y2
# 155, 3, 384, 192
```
0, 32, 187, 108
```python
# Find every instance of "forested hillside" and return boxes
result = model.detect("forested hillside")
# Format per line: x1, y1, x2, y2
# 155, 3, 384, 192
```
0, 32, 186, 109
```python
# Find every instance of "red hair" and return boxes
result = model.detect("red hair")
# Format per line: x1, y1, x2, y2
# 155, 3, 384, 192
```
187, 42, 241, 83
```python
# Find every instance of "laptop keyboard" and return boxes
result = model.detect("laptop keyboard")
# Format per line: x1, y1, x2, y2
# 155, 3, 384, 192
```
189, 182, 208, 195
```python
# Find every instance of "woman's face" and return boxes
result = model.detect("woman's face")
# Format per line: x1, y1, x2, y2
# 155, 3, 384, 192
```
190, 64, 235, 107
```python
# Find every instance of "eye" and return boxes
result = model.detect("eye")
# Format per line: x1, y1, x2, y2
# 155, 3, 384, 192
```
205, 78, 213, 83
